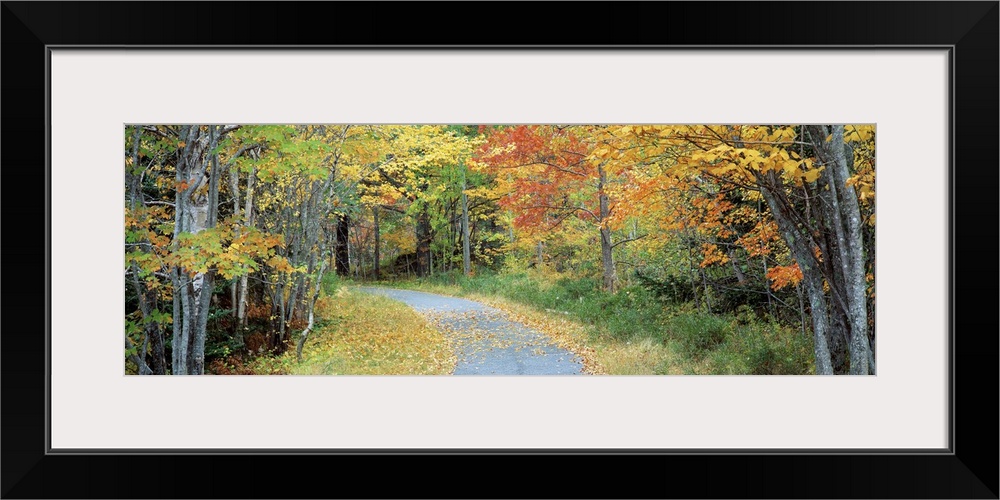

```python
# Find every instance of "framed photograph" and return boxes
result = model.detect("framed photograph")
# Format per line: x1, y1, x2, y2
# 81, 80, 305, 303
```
3, 2, 996, 498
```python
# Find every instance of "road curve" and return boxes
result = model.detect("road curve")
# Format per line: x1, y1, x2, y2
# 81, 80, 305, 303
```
356, 287, 584, 375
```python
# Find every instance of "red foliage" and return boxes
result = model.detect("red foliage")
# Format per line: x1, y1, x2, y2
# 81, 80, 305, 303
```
474, 126, 598, 234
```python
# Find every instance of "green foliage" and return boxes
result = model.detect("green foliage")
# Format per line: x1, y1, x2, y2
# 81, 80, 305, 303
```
705, 320, 814, 375
406, 271, 813, 375
555, 276, 600, 302
666, 313, 730, 356
204, 339, 235, 359
144, 308, 172, 326
413, 272, 664, 343
713, 281, 774, 316
634, 269, 695, 304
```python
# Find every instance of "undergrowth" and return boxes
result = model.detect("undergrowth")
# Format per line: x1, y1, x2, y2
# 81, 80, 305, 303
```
390, 269, 814, 375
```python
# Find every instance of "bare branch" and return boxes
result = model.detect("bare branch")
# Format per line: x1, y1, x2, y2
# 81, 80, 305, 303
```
611, 234, 647, 249
223, 143, 264, 170
140, 125, 175, 139
143, 200, 175, 207
524, 204, 600, 222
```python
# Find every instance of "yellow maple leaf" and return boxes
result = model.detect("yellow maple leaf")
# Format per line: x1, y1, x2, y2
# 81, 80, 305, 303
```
802, 167, 824, 183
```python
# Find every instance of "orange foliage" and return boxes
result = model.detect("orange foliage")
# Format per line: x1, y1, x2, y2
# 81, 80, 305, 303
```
766, 264, 804, 291
699, 243, 729, 267
473, 125, 599, 234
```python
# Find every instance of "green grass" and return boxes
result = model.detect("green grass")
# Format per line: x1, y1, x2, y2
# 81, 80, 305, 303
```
667, 312, 730, 357
387, 269, 814, 375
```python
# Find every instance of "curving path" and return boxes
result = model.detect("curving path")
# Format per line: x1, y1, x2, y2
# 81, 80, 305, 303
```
356, 287, 584, 375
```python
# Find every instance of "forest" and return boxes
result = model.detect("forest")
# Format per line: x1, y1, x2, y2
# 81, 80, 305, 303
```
124, 124, 875, 375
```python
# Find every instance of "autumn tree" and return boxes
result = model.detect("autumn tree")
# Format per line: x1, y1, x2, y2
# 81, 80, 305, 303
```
126, 123, 874, 376
614, 125, 875, 374
126, 125, 285, 374
125, 124, 357, 374
472, 125, 643, 291
358, 126, 482, 277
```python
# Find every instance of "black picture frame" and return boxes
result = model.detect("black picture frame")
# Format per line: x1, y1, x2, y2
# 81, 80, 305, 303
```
2, 2, 996, 498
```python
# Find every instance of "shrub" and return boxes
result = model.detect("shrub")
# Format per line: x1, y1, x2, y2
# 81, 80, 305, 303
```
667, 313, 730, 356
634, 269, 696, 305
708, 319, 813, 375
555, 276, 600, 302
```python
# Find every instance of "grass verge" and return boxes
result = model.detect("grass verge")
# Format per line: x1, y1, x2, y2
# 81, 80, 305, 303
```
388, 278, 683, 375
387, 270, 814, 375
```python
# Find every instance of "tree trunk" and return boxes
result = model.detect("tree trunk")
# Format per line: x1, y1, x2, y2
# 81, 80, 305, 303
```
171, 271, 182, 373
176, 273, 193, 374
192, 272, 214, 375
335, 213, 351, 276
699, 267, 712, 313
828, 301, 850, 374
189, 126, 222, 375
461, 175, 472, 276
146, 320, 166, 375
373, 207, 381, 278
237, 166, 255, 330
827, 126, 870, 374
286, 277, 300, 326
297, 262, 327, 362
126, 126, 166, 375
128, 269, 166, 375
276, 280, 286, 350
796, 283, 807, 337
754, 199, 773, 314
801, 271, 835, 375
727, 249, 747, 284
758, 177, 834, 375
415, 208, 432, 277
170, 125, 218, 375
598, 164, 616, 292
808, 125, 871, 374
601, 225, 615, 292
229, 159, 241, 324
682, 226, 701, 312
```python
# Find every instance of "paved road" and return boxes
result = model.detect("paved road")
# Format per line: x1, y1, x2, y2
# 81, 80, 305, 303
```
356, 287, 584, 375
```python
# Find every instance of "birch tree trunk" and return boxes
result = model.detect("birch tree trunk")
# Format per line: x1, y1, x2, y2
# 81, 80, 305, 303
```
228, 157, 241, 325
237, 165, 255, 330
170, 125, 219, 375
